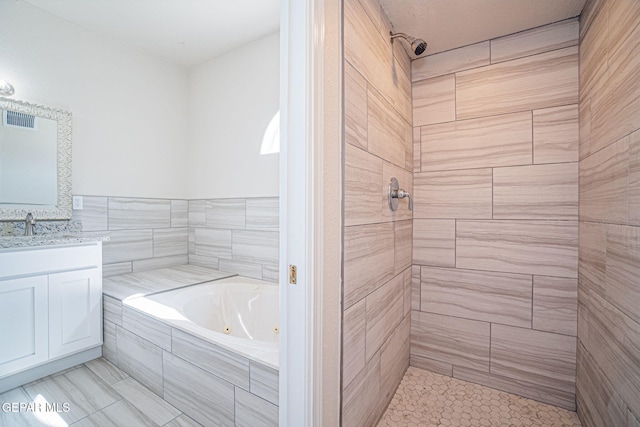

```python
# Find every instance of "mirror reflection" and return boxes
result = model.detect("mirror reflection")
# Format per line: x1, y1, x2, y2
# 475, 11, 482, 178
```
0, 98, 72, 221
0, 110, 58, 206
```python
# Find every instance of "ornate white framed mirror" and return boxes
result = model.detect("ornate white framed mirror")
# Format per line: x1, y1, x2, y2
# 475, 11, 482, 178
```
0, 97, 72, 220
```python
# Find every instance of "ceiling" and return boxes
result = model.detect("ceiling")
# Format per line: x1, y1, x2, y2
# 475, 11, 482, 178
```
22, 0, 280, 68
22, 0, 587, 67
380, 0, 587, 59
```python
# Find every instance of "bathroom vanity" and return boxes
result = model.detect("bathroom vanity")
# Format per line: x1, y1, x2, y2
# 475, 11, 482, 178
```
0, 239, 103, 393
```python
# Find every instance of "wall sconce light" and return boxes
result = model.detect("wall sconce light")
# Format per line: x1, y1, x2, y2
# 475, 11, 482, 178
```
0, 79, 15, 97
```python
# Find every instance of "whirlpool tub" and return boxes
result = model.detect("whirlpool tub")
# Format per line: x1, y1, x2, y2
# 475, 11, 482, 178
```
124, 275, 279, 368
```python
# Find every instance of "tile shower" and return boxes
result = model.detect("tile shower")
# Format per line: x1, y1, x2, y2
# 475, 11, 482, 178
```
343, 0, 639, 425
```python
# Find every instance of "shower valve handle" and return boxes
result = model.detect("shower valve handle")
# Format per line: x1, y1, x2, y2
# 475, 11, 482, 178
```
388, 177, 413, 211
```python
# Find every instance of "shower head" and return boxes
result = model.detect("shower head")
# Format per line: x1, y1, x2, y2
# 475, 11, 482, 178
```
390, 32, 427, 56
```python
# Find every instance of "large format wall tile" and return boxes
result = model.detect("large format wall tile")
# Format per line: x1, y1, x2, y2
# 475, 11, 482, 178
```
380, 315, 410, 406
205, 199, 246, 229
232, 230, 279, 266
412, 42, 490, 82
579, 136, 629, 223
249, 361, 279, 406
246, 198, 279, 232
163, 352, 234, 427
413, 169, 492, 219
490, 324, 577, 395
344, 0, 411, 122
73, 196, 108, 231
344, 222, 395, 308
115, 327, 163, 396
368, 87, 408, 169
193, 228, 232, 259
533, 276, 578, 336
412, 74, 455, 127
420, 267, 532, 328
578, 221, 607, 295
493, 163, 578, 220
342, 353, 381, 427
533, 105, 579, 164
605, 224, 640, 325
108, 198, 171, 230
629, 130, 640, 225
411, 310, 490, 372
456, 220, 578, 278
413, 220, 455, 267
344, 145, 383, 226
586, 291, 640, 418
171, 329, 250, 389
590, 48, 640, 155
394, 221, 412, 273
456, 46, 578, 119
345, 61, 368, 150
170, 200, 189, 228
420, 112, 532, 171
365, 273, 404, 361
454, 365, 576, 410
343, 299, 366, 388
103, 230, 153, 264
576, 342, 628, 427
153, 228, 188, 257
490, 18, 579, 63
122, 307, 172, 351
235, 388, 278, 427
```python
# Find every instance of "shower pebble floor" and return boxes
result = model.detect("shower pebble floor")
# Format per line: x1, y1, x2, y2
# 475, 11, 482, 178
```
378, 367, 582, 427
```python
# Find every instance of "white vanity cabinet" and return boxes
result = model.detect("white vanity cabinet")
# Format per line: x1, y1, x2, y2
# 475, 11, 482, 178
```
0, 241, 103, 392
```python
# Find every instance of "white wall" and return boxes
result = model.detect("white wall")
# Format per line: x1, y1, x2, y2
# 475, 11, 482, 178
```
0, 2, 279, 201
188, 32, 280, 199
0, 1, 189, 199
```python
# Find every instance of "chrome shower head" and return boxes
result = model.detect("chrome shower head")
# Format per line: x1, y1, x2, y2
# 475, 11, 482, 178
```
390, 32, 427, 56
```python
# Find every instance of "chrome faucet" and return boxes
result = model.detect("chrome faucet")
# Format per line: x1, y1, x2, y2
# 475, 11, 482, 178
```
24, 212, 36, 236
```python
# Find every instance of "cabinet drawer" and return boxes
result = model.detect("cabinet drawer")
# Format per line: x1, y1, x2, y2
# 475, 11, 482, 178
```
0, 243, 101, 278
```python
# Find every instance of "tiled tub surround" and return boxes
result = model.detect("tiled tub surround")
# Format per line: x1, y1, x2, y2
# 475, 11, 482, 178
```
577, 1, 640, 426
72, 195, 279, 281
101, 265, 279, 426
342, 0, 413, 425
410, 19, 579, 410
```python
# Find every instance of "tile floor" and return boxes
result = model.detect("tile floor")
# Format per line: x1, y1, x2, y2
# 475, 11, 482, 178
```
378, 367, 582, 427
1, 360, 584, 427
0, 358, 201, 427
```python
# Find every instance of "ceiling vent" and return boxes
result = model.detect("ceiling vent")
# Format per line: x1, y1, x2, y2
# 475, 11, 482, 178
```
3, 110, 38, 130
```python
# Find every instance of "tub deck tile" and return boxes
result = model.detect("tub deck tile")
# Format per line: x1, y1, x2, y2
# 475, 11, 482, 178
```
115, 327, 164, 396
163, 352, 235, 427
249, 361, 279, 405
171, 328, 251, 390
235, 387, 279, 427
103, 265, 235, 301
123, 306, 172, 351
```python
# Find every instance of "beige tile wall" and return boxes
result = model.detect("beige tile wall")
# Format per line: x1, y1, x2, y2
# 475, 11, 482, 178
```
342, 0, 413, 424
577, 0, 640, 426
410, 18, 580, 411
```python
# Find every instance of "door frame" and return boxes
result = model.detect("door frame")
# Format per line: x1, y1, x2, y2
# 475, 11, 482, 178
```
279, 0, 342, 425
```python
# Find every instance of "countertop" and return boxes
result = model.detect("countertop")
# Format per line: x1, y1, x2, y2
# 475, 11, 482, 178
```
0, 233, 110, 250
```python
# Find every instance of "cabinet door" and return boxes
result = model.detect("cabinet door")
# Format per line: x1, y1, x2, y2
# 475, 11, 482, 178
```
0, 276, 49, 378
49, 268, 102, 359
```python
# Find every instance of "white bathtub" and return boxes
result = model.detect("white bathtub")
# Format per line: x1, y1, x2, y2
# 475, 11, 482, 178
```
124, 276, 279, 368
